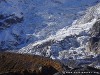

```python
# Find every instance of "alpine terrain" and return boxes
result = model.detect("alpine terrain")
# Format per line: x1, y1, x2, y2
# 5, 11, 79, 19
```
0, 0, 100, 74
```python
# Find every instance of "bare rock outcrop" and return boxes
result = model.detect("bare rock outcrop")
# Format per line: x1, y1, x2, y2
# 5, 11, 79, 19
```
88, 20, 100, 54
0, 52, 63, 75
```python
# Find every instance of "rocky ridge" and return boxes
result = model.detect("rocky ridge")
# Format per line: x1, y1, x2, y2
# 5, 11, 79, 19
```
0, 52, 100, 75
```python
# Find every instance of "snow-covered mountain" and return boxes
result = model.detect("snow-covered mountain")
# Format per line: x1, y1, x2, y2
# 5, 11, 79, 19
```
0, 0, 100, 63
0, 0, 99, 48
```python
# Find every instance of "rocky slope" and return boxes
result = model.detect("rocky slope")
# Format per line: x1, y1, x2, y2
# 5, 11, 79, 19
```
0, 52, 64, 75
0, 52, 100, 75
88, 20, 100, 54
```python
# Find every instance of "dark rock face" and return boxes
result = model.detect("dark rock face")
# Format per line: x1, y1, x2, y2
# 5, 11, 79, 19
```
0, 12, 24, 50
0, 52, 63, 75
88, 20, 100, 54
0, 14, 23, 30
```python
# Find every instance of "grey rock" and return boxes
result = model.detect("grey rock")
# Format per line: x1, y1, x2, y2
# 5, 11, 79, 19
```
88, 20, 100, 54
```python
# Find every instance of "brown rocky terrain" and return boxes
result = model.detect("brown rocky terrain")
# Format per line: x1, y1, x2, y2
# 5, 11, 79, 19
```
0, 52, 63, 75
0, 52, 100, 75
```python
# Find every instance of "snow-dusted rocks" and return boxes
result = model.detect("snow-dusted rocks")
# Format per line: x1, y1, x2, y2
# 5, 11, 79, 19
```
16, 0, 100, 61
88, 19, 100, 55
0, 0, 100, 67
